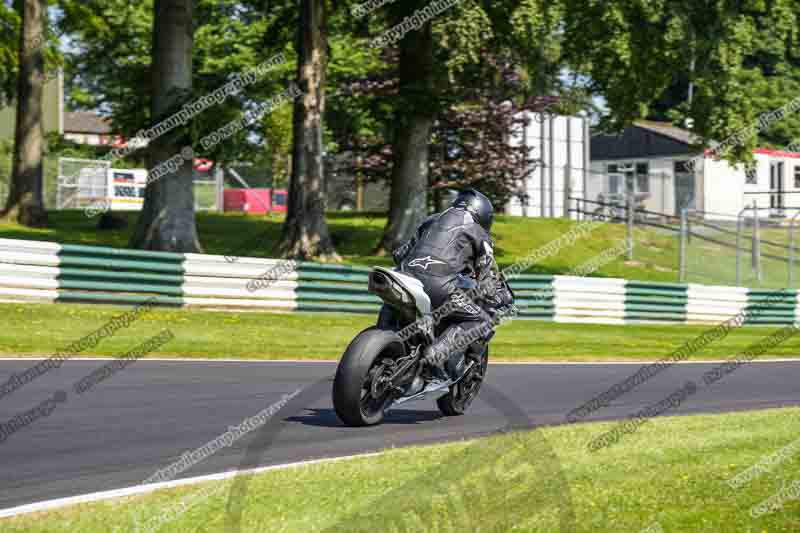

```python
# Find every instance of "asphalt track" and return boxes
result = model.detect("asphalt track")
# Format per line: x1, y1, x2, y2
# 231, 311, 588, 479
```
0, 358, 799, 511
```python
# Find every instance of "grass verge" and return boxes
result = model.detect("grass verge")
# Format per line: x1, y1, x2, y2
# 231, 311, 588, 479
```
0, 210, 680, 281
3, 407, 800, 532
1, 302, 800, 361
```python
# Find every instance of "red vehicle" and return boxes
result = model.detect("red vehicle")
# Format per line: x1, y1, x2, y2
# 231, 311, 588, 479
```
223, 188, 287, 214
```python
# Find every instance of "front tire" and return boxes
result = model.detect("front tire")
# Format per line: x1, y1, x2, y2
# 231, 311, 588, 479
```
333, 328, 405, 427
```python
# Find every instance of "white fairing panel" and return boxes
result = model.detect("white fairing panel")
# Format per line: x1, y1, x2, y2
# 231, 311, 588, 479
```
373, 267, 432, 315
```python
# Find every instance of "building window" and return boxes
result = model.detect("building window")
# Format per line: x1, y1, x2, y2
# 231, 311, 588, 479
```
795, 166, 800, 189
607, 164, 621, 194
674, 161, 690, 173
606, 162, 650, 194
674, 160, 696, 211
745, 163, 758, 185
609, 174, 621, 194
636, 162, 650, 193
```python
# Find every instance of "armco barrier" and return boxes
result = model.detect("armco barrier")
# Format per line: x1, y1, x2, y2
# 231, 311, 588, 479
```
0, 237, 797, 325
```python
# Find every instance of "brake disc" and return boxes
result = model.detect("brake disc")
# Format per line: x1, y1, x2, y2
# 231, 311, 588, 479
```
369, 363, 393, 399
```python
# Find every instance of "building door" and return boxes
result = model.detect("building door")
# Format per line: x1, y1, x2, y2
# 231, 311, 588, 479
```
770, 161, 785, 216
674, 161, 695, 215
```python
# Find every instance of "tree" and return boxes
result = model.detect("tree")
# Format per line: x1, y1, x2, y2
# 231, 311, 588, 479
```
2, 0, 47, 227
349, 59, 537, 212
562, 0, 800, 164
58, 0, 295, 169
371, 2, 438, 255
57, 0, 153, 128
277, 0, 339, 261
369, 0, 578, 252
128, 0, 201, 252
647, 1, 800, 151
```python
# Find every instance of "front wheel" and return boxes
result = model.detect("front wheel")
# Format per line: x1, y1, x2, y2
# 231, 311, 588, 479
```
437, 346, 489, 416
333, 328, 405, 426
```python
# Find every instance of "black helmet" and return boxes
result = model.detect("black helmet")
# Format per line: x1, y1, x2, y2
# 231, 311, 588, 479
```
452, 188, 494, 231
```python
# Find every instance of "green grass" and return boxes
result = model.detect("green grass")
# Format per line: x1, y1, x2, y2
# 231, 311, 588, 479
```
0, 210, 681, 281
4, 407, 800, 532
682, 223, 800, 289
2, 302, 800, 361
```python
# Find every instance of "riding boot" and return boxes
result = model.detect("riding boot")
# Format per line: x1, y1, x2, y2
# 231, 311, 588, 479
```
423, 325, 465, 381
445, 351, 466, 379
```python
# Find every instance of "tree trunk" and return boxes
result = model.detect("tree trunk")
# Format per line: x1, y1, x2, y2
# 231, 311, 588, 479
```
277, 0, 339, 261
375, 15, 435, 256
1, 0, 48, 227
129, 0, 201, 252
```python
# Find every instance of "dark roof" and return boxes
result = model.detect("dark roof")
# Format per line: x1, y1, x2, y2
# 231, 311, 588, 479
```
632, 120, 699, 145
591, 121, 697, 160
63, 111, 113, 134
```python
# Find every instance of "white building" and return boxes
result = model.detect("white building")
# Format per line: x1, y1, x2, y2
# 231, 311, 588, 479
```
506, 112, 591, 219
590, 121, 800, 219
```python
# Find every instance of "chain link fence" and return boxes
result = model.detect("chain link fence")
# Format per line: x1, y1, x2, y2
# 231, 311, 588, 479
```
56, 157, 110, 209
193, 166, 223, 212
56, 158, 223, 212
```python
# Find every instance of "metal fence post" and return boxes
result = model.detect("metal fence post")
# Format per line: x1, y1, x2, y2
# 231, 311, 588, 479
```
215, 165, 225, 213
753, 201, 762, 285
563, 165, 571, 219
791, 211, 800, 288
736, 208, 744, 286
686, 211, 692, 244
549, 115, 555, 218
626, 193, 634, 260
679, 207, 687, 282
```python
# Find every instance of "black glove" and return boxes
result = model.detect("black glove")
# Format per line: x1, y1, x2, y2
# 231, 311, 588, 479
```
489, 304, 518, 325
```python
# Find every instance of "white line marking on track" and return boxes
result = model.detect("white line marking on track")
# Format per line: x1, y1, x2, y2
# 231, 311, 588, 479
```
0, 451, 384, 519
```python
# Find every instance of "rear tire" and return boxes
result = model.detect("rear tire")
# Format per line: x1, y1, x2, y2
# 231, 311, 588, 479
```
437, 346, 489, 416
333, 328, 405, 427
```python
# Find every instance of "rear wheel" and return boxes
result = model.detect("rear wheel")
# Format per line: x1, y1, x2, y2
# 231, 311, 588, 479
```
333, 328, 405, 426
437, 346, 489, 416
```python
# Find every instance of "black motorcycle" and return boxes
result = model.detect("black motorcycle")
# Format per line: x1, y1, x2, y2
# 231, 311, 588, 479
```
333, 266, 506, 427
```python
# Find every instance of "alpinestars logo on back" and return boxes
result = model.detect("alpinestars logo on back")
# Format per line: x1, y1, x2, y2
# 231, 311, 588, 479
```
408, 256, 446, 270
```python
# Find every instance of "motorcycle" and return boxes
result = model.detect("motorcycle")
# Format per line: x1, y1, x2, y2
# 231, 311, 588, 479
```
333, 266, 507, 427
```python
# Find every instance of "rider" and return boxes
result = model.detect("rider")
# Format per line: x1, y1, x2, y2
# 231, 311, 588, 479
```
392, 188, 515, 380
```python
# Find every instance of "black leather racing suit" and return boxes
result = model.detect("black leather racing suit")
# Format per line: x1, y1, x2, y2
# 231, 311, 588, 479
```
391, 207, 514, 373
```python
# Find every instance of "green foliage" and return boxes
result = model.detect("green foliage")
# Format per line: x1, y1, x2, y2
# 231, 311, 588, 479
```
49, 0, 800, 193
431, 1, 493, 85
58, 0, 153, 121
0, 0, 63, 108
191, 0, 295, 164
0, 1, 20, 105
325, 32, 393, 149
564, 0, 800, 164
58, 0, 297, 167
